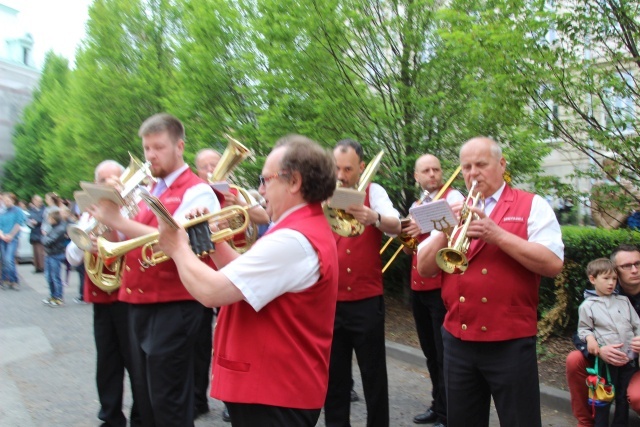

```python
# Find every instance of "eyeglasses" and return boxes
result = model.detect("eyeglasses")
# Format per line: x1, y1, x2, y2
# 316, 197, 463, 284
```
617, 261, 640, 271
258, 171, 289, 187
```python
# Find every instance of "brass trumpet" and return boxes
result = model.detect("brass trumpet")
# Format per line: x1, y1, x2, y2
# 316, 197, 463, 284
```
68, 153, 156, 251
324, 150, 385, 237
435, 180, 484, 274
97, 205, 249, 267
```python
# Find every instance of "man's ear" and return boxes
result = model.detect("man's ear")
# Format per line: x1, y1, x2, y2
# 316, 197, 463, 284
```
289, 170, 303, 194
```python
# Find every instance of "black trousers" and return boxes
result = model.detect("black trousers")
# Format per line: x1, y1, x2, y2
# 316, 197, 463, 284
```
411, 289, 447, 423
443, 330, 541, 427
324, 295, 389, 427
94, 302, 140, 427
127, 300, 204, 427
193, 306, 214, 412
225, 402, 320, 427
593, 361, 636, 427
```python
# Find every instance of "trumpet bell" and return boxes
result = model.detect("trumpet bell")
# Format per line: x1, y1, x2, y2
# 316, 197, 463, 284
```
68, 225, 94, 251
323, 203, 364, 237
435, 248, 469, 274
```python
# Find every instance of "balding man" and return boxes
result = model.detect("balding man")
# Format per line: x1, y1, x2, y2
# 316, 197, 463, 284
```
402, 154, 464, 426
417, 137, 564, 427
66, 160, 140, 427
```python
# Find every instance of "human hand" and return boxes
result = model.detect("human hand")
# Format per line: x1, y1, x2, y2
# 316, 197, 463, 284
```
587, 341, 600, 356
402, 219, 422, 238
598, 344, 628, 366
465, 207, 504, 245
87, 199, 122, 228
346, 205, 375, 226
221, 191, 244, 207
157, 221, 190, 259
630, 336, 640, 354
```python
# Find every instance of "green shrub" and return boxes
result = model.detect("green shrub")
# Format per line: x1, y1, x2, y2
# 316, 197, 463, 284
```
538, 226, 640, 340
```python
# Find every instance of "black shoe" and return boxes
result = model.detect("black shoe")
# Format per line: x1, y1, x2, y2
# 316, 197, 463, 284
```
350, 389, 359, 402
34, 269, 44, 273
222, 406, 231, 422
413, 408, 438, 424
433, 423, 446, 427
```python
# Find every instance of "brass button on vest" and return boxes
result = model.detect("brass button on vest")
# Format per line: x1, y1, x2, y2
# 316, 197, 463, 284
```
481, 297, 487, 303
126, 288, 132, 294
481, 268, 488, 274
461, 324, 467, 330
459, 296, 465, 303
481, 326, 487, 331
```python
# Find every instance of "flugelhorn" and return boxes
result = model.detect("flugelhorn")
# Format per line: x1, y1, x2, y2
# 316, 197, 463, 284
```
68, 153, 156, 251
380, 166, 462, 273
84, 251, 124, 292
435, 180, 484, 274
97, 205, 249, 268
324, 150, 384, 237
210, 134, 258, 254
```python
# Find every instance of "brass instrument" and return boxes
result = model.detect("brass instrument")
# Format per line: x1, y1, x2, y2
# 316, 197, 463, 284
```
380, 166, 462, 273
435, 180, 484, 274
68, 153, 156, 251
210, 134, 258, 254
97, 205, 250, 267
84, 252, 125, 292
324, 150, 385, 237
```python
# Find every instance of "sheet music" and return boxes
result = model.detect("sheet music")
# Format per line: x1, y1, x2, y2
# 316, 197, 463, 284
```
80, 182, 126, 206
73, 191, 93, 213
328, 187, 366, 210
138, 187, 181, 229
409, 199, 457, 233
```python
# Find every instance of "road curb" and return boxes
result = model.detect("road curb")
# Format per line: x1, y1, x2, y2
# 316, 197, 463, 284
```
386, 341, 574, 414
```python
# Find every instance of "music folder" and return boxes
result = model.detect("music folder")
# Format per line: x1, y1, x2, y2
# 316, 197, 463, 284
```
409, 199, 457, 233
137, 188, 180, 230
328, 187, 366, 210
80, 182, 126, 206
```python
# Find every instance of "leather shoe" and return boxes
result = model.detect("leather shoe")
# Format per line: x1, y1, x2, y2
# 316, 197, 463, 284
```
413, 408, 438, 424
350, 388, 359, 402
222, 406, 231, 422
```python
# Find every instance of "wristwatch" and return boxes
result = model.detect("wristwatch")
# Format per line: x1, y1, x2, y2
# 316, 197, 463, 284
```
374, 213, 381, 228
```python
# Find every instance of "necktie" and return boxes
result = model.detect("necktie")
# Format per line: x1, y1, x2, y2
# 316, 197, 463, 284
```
151, 179, 167, 197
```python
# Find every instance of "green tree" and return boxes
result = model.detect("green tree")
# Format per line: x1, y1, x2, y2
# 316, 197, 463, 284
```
2, 52, 71, 199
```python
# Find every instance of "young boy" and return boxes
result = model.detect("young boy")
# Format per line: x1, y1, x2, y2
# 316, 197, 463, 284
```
578, 258, 640, 426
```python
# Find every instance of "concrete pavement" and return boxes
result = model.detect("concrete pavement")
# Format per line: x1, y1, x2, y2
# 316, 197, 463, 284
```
0, 263, 589, 426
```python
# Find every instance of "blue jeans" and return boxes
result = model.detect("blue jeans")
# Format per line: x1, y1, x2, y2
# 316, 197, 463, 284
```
1, 237, 20, 283
45, 253, 66, 300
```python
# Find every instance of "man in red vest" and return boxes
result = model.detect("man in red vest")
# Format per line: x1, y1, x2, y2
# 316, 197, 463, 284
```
418, 137, 564, 427
157, 135, 339, 427
67, 160, 140, 427
402, 154, 464, 426
324, 139, 401, 427
566, 244, 640, 426
193, 148, 270, 422
89, 113, 220, 427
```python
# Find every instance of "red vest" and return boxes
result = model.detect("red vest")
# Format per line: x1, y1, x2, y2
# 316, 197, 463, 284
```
441, 186, 538, 341
119, 169, 212, 304
411, 187, 453, 292
335, 185, 383, 301
83, 254, 120, 304
210, 203, 338, 409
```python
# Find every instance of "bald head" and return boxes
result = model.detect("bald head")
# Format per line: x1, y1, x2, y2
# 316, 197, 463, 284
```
195, 149, 222, 180
459, 136, 506, 196
414, 154, 443, 193
95, 160, 125, 184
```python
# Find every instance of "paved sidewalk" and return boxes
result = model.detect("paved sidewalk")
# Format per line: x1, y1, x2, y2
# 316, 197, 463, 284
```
0, 263, 607, 426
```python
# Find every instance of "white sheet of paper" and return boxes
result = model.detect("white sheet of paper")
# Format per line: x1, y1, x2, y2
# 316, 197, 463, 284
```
80, 182, 126, 206
211, 181, 231, 193
329, 187, 366, 210
409, 199, 457, 233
